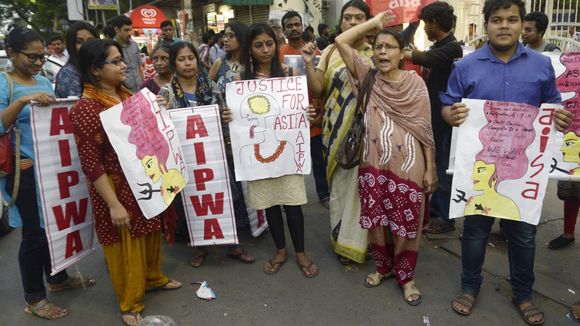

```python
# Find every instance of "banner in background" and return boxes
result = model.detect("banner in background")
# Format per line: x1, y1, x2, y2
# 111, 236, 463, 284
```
100, 88, 188, 219
169, 105, 238, 245
31, 99, 95, 275
366, 0, 436, 25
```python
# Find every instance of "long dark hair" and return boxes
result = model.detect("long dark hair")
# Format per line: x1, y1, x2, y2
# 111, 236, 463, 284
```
66, 21, 98, 69
169, 41, 202, 75
338, 0, 371, 33
241, 23, 285, 80
78, 39, 123, 86
225, 22, 249, 60
5, 25, 44, 53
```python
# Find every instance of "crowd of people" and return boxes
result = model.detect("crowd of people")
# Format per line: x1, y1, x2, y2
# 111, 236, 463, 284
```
0, 0, 578, 325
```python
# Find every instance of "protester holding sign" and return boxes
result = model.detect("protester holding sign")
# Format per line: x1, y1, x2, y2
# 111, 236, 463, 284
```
71, 39, 182, 326
0, 26, 96, 321
224, 23, 319, 278
302, 0, 373, 266
55, 21, 99, 98
208, 22, 259, 234
335, 11, 436, 306
440, 0, 572, 323
166, 41, 256, 267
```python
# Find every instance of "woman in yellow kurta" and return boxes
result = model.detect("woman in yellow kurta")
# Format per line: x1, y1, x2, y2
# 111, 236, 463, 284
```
70, 39, 181, 326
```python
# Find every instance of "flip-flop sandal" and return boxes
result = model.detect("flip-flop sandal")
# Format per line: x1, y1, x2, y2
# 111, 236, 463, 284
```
228, 249, 256, 263
24, 299, 69, 320
263, 259, 287, 275
451, 291, 477, 316
363, 271, 393, 288
513, 300, 545, 325
298, 261, 319, 278
47, 276, 96, 292
190, 250, 208, 268
148, 279, 182, 291
402, 281, 422, 306
569, 302, 580, 323
121, 311, 142, 326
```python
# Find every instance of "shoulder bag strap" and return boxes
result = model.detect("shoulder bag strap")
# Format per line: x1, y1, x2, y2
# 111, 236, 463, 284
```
355, 68, 377, 115
2, 72, 21, 207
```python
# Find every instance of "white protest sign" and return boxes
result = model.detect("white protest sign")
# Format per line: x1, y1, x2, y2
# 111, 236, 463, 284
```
31, 99, 95, 275
544, 52, 580, 181
450, 99, 557, 225
169, 105, 238, 245
99, 88, 188, 219
226, 76, 311, 181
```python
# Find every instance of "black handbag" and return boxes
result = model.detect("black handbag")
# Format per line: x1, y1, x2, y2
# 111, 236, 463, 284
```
335, 69, 376, 169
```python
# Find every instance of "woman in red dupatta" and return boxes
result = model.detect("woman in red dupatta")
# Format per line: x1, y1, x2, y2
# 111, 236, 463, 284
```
335, 12, 437, 306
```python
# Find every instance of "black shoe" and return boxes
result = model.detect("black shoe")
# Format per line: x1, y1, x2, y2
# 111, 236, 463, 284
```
548, 235, 575, 250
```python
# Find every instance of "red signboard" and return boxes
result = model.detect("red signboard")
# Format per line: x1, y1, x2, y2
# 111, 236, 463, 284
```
366, 0, 437, 26
130, 5, 168, 28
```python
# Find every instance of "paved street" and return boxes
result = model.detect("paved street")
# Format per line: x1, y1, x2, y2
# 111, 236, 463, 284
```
0, 177, 578, 326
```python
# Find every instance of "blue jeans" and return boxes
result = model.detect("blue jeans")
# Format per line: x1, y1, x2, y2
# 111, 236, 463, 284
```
461, 215, 536, 303
429, 126, 453, 224
310, 135, 329, 200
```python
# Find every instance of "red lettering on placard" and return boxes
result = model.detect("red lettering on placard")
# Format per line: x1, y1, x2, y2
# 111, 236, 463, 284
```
186, 115, 208, 139
203, 218, 224, 240
65, 230, 84, 259
58, 139, 72, 167
257, 209, 265, 227
52, 198, 88, 231
529, 154, 544, 178
49, 107, 73, 136
193, 168, 214, 191
194, 142, 207, 165
57, 171, 79, 199
190, 193, 224, 216
521, 182, 540, 200
538, 108, 555, 126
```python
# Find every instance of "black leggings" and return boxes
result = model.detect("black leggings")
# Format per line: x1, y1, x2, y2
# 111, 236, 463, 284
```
265, 205, 305, 253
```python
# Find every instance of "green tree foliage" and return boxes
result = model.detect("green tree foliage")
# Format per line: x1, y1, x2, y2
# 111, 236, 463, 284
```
0, 0, 68, 38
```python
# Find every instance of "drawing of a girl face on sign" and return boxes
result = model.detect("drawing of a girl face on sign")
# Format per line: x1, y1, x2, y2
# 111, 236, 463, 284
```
240, 94, 280, 144
561, 131, 580, 175
121, 94, 185, 205
555, 53, 580, 176
464, 101, 539, 221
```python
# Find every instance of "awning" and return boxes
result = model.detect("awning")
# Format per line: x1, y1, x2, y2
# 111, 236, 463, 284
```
223, 0, 273, 5
129, 5, 168, 28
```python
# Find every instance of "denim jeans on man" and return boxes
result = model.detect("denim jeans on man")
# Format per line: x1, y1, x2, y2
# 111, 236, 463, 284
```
461, 215, 536, 302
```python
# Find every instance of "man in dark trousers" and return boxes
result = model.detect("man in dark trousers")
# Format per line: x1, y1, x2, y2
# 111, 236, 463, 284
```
441, 0, 572, 323
403, 1, 463, 234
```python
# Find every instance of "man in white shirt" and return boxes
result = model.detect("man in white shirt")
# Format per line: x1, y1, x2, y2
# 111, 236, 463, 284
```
43, 35, 69, 81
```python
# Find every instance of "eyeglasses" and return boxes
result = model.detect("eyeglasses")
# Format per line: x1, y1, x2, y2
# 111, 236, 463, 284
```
17, 51, 48, 64
101, 58, 126, 66
374, 44, 400, 51
523, 28, 537, 34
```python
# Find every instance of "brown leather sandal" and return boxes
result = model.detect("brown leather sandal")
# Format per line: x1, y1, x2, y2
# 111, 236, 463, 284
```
24, 299, 69, 320
451, 291, 477, 316
47, 276, 96, 292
